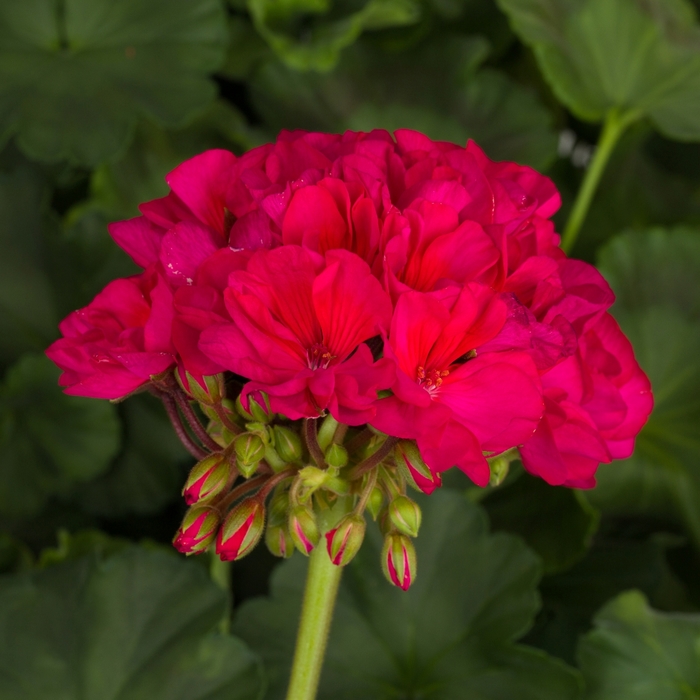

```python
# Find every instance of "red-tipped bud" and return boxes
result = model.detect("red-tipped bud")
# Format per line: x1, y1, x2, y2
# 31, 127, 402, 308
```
177, 370, 224, 405
382, 532, 417, 591
216, 498, 265, 561
173, 506, 220, 555
234, 433, 266, 477
394, 440, 442, 494
182, 454, 230, 505
388, 495, 422, 537
324, 443, 348, 468
236, 392, 272, 424
265, 523, 294, 558
273, 425, 303, 463
366, 486, 384, 521
288, 506, 320, 555
325, 514, 366, 566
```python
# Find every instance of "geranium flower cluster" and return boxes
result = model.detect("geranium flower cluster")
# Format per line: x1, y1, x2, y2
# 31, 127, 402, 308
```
47, 130, 652, 589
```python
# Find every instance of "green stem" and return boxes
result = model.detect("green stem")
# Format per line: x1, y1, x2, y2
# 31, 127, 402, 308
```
285, 545, 343, 700
561, 108, 639, 254
209, 555, 232, 634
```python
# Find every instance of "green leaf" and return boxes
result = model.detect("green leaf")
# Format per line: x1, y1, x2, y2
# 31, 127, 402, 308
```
0, 533, 33, 575
38, 528, 132, 568
234, 491, 582, 699
578, 590, 700, 699
483, 470, 600, 574
0, 545, 264, 699
0, 0, 228, 166
75, 393, 191, 518
0, 152, 58, 361
590, 228, 700, 544
496, 0, 700, 140
525, 533, 692, 666
0, 354, 120, 518
248, 0, 422, 71
220, 16, 273, 80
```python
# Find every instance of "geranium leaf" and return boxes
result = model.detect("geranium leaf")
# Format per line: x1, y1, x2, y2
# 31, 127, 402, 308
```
234, 491, 582, 699
247, 0, 421, 71
0, 354, 121, 517
0, 545, 264, 699
496, 0, 700, 139
75, 393, 191, 518
0, 0, 228, 165
483, 469, 600, 574
591, 228, 700, 545
578, 590, 700, 699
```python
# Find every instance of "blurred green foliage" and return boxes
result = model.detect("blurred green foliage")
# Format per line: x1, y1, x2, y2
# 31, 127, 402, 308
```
0, 0, 699, 697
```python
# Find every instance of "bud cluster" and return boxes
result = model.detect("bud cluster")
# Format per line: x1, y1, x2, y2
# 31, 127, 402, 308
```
170, 381, 429, 590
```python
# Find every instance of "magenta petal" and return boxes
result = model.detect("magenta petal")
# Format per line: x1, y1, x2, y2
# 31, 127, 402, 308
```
108, 216, 166, 268
160, 221, 220, 287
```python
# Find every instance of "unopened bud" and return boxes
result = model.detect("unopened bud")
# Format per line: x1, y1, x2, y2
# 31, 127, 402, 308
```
394, 440, 442, 494
216, 498, 265, 561
382, 532, 417, 591
366, 486, 384, 521
182, 454, 230, 505
388, 495, 422, 538
236, 392, 272, 423
177, 370, 224, 405
488, 450, 516, 486
288, 506, 320, 555
173, 506, 220, 555
265, 523, 294, 558
325, 443, 348, 468
268, 486, 290, 525
317, 414, 340, 452
234, 433, 266, 477
325, 514, 366, 566
273, 425, 303, 463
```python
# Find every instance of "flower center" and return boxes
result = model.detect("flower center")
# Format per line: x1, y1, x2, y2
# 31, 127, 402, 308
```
307, 344, 335, 370
416, 366, 449, 395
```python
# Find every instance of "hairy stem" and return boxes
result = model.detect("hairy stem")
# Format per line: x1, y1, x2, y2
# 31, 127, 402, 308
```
173, 390, 222, 453
561, 108, 639, 254
303, 418, 327, 468
349, 436, 398, 479
285, 545, 343, 700
160, 393, 207, 460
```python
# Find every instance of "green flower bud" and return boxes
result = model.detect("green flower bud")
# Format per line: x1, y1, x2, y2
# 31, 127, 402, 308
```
325, 514, 366, 566
268, 486, 290, 525
177, 371, 224, 405
317, 414, 340, 452
273, 425, 303, 463
394, 440, 442, 494
265, 523, 294, 558
234, 433, 266, 477
216, 498, 265, 561
288, 506, 320, 555
182, 454, 230, 505
382, 532, 417, 590
388, 495, 422, 538
235, 392, 272, 423
366, 486, 384, 521
173, 506, 220, 555
325, 443, 348, 468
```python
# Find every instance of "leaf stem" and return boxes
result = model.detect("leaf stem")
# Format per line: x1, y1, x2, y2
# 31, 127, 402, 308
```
285, 545, 343, 700
561, 108, 639, 254
173, 390, 223, 454
303, 418, 327, 469
349, 436, 398, 479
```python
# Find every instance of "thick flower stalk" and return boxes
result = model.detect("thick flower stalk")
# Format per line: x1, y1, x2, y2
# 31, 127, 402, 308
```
46, 128, 653, 700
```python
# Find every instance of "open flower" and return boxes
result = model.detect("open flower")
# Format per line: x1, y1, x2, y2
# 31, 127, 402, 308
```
45, 264, 175, 399
198, 245, 394, 423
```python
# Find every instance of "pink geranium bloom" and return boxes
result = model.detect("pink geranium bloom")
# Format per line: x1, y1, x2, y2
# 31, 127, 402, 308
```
371, 285, 544, 486
198, 245, 394, 424
45, 265, 175, 399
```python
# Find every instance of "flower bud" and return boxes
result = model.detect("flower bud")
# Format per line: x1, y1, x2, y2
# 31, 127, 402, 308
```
388, 495, 422, 538
288, 505, 320, 555
265, 523, 294, 558
394, 440, 442, 494
382, 532, 417, 591
325, 443, 348, 468
177, 370, 224, 405
173, 506, 220, 555
216, 498, 265, 561
234, 433, 266, 477
317, 414, 340, 452
273, 425, 303, 463
325, 514, 366, 566
182, 454, 230, 505
236, 392, 272, 424
268, 486, 290, 524
366, 486, 384, 521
